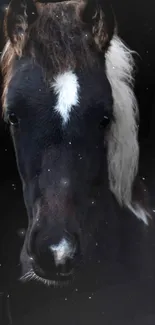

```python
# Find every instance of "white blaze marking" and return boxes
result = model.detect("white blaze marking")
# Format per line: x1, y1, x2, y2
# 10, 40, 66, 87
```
51, 71, 79, 123
50, 238, 74, 266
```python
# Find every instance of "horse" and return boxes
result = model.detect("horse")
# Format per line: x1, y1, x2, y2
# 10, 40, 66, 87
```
0, 0, 151, 287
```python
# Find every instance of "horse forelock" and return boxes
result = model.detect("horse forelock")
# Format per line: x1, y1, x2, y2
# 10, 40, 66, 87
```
1, 0, 97, 110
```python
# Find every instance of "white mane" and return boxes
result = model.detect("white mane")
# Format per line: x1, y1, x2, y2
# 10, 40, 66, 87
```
105, 35, 150, 225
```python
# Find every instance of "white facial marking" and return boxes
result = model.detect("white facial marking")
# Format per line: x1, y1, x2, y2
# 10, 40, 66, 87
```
60, 177, 70, 188
50, 238, 74, 266
51, 71, 80, 123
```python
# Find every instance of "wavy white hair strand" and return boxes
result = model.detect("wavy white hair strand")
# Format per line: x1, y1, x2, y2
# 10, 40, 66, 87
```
105, 35, 150, 225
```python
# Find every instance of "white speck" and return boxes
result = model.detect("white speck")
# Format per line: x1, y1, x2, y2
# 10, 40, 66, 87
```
92, 201, 95, 205
61, 178, 69, 187
48, 169, 51, 172
144, 189, 146, 192
153, 210, 155, 213
39, 89, 41, 91
69, 141, 72, 145
98, 260, 101, 263
65, 297, 67, 301
32, 12, 35, 15
96, 242, 98, 246
7, 294, 9, 298
142, 177, 145, 180
29, 256, 34, 261
1, 5, 8, 12
12, 183, 16, 190
112, 66, 115, 69
5, 148, 7, 152
89, 296, 92, 299
75, 288, 78, 292
0, 264, 2, 267
17, 228, 26, 237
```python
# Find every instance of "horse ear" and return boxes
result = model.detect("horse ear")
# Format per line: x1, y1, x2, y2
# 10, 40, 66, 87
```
81, 0, 115, 51
4, 0, 38, 55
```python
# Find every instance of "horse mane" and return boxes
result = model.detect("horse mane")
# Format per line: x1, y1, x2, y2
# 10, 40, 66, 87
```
105, 35, 150, 224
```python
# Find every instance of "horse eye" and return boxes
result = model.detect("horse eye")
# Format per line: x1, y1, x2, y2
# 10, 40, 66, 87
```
8, 113, 19, 126
99, 115, 110, 129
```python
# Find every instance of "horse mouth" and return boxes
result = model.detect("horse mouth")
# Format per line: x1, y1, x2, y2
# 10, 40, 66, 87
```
19, 265, 74, 287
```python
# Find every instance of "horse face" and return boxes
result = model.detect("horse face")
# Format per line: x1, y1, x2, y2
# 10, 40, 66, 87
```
1, 0, 115, 285
4, 49, 113, 284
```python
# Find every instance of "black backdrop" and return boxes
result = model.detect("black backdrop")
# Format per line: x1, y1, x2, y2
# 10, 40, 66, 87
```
1, 2, 155, 325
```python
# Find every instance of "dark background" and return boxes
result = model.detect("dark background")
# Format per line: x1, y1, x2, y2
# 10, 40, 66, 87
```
1, 1, 155, 324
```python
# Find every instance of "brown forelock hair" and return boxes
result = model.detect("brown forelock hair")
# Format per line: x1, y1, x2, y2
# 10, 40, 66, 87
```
1, 1, 101, 87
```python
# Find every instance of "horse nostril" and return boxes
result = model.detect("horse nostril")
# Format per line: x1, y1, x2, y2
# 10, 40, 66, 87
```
29, 229, 80, 279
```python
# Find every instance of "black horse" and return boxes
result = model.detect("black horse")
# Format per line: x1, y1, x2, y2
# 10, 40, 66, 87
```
0, 0, 151, 287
